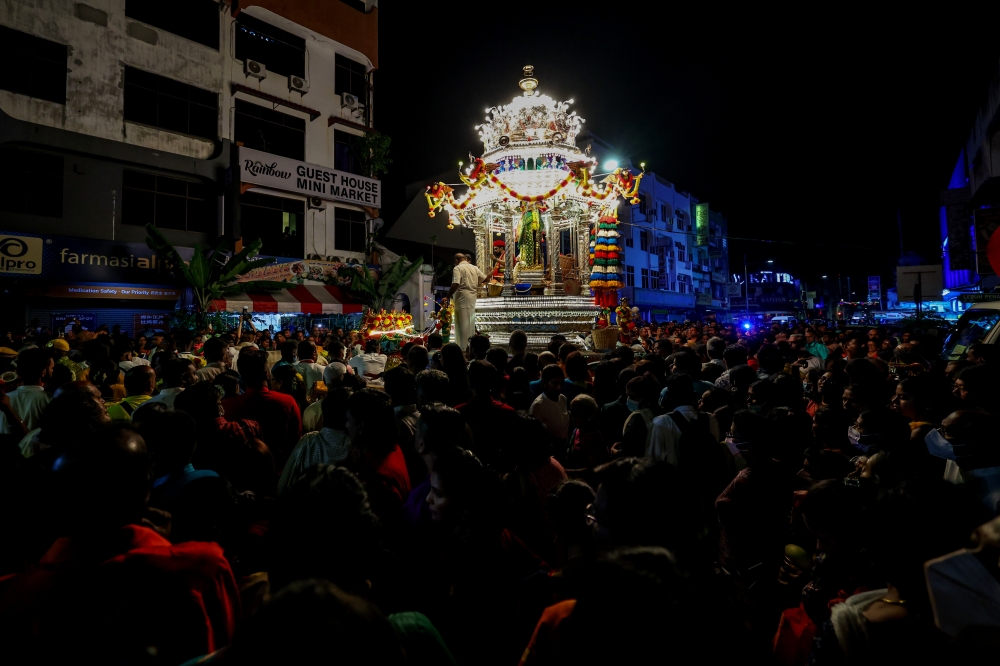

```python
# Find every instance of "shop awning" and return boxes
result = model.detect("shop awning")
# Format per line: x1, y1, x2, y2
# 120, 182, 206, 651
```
212, 285, 363, 314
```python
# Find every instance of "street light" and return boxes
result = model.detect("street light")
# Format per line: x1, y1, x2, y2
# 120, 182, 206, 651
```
603, 159, 619, 171
767, 260, 774, 264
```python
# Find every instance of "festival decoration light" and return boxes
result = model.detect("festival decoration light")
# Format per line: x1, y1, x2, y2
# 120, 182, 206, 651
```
424, 66, 644, 308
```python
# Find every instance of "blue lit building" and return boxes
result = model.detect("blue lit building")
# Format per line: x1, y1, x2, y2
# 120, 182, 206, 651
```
940, 65, 1000, 308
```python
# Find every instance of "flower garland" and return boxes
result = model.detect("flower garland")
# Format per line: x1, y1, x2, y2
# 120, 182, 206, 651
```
589, 209, 624, 307
425, 158, 646, 219
360, 309, 414, 338
431, 298, 454, 343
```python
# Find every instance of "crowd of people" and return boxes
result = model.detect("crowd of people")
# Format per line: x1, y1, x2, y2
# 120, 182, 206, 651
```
0, 315, 998, 664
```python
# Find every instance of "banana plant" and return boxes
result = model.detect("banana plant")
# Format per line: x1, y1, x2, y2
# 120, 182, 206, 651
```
337, 254, 424, 311
145, 224, 291, 313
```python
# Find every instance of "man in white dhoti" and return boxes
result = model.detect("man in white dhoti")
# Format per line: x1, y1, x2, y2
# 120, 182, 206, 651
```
448, 253, 487, 355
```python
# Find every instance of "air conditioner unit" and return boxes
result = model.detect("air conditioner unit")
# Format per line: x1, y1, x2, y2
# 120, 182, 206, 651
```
288, 74, 309, 94
340, 92, 359, 108
244, 59, 266, 80
307, 196, 326, 210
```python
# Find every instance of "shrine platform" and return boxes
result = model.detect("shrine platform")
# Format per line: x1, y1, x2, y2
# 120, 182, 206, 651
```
474, 294, 599, 350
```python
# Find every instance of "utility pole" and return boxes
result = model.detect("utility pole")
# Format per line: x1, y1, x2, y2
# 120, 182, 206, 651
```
743, 253, 749, 316
897, 210, 904, 261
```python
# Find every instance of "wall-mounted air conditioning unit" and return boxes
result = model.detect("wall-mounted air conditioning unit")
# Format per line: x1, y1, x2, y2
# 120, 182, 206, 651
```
307, 196, 326, 211
340, 92, 359, 108
288, 75, 309, 94
244, 59, 266, 80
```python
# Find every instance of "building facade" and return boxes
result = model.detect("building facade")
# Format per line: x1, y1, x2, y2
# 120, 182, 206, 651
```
0, 0, 403, 335
940, 59, 1000, 310
618, 172, 730, 322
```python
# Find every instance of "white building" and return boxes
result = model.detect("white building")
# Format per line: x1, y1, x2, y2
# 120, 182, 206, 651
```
619, 172, 730, 322
0, 1, 433, 332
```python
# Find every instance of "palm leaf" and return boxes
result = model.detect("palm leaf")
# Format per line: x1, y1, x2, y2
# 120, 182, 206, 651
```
188, 245, 208, 289
145, 224, 194, 285
218, 239, 272, 282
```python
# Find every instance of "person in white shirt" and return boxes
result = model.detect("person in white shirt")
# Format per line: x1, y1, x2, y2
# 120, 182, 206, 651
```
293, 340, 325, 394
301, 362, 348, 432
447, 253, 487, 353
196, 338, 230, 383
277, 387, 353, 494
789, 334, 823, 375
349, 339, 388, 379
138, 358, 197, 414
529, 364, 569, 441
1, 348, 54, 434
648, 374, 704, 463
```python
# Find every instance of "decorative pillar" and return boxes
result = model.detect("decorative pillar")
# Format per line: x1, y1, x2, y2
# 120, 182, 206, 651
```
545, 216, 564, 296
474, 224, 488, 276
578, 217, 591, 290
502, 214, 515, 296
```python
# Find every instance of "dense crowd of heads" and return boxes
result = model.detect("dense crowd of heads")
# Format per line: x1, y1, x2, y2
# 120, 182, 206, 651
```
0, 316, 998, 663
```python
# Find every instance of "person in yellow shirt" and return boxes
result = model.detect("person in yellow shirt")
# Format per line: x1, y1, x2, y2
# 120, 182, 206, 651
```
106, 366, 156, 421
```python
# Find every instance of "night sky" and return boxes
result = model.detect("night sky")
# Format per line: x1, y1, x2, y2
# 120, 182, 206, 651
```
376, 4, 1000, 284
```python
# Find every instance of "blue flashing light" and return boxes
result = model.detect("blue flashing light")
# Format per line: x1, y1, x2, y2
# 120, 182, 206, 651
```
743, 323, 751, 330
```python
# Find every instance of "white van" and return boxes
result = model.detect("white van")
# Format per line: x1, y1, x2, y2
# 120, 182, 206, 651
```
769, 315, 797, 327
940, 302, 1000, 361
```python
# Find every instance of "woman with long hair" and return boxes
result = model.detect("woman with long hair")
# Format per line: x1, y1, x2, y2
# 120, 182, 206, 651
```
439, 343, 470, 407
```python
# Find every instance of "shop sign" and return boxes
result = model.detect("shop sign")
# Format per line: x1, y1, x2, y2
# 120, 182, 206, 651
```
0, 230, 193, 283
28, 283, 182, 300
696, 292, 712, 306
694, 202, 710, 247
240, 147, 381, 208
958, 293, 1000, 303
51, 313, 96, 332
0, 234, 43, 275
237, 258, 378, 286
134, 313, 170, 334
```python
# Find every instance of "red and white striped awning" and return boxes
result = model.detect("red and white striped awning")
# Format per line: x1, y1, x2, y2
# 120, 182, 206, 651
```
212, 285, 363, 314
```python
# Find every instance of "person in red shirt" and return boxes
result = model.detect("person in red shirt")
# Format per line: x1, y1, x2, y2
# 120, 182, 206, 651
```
456, 361, 517, 469
222, 348, 302, 465
0, 422, 240, 664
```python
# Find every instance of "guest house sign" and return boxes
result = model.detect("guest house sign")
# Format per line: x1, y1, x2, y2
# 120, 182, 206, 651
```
240, 147, 381, 208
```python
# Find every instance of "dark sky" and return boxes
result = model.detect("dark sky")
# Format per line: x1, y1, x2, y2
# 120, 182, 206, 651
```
376, 4, 1000, 283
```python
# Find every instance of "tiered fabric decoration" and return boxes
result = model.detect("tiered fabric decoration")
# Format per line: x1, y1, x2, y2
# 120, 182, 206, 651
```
589, 211, 623, 307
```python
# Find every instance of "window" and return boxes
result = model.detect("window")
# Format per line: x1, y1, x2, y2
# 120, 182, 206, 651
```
625, 265, 635, 287
0, 26, 67, 103
124, 67, 217, 140
941, 310, 1000, 361
624, 228, 634, 248
334, 206, 366, 253
234, 99, 305, 160
639, 230, 649, 252
651, 270, 659, 290
240, 191, 304, 258
0, 146, 63, 217
125, 0, 219, 49
235, 13, 305, 77
660, 203, 669, 221
636, 193, 647, 215
122, 170, 215, 232
641, 268, 649, 289
334, 129, 359, 174
335, 54, 367, 98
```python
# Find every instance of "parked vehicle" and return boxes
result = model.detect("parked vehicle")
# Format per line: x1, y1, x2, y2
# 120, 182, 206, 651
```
940, 303, 1000, 361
